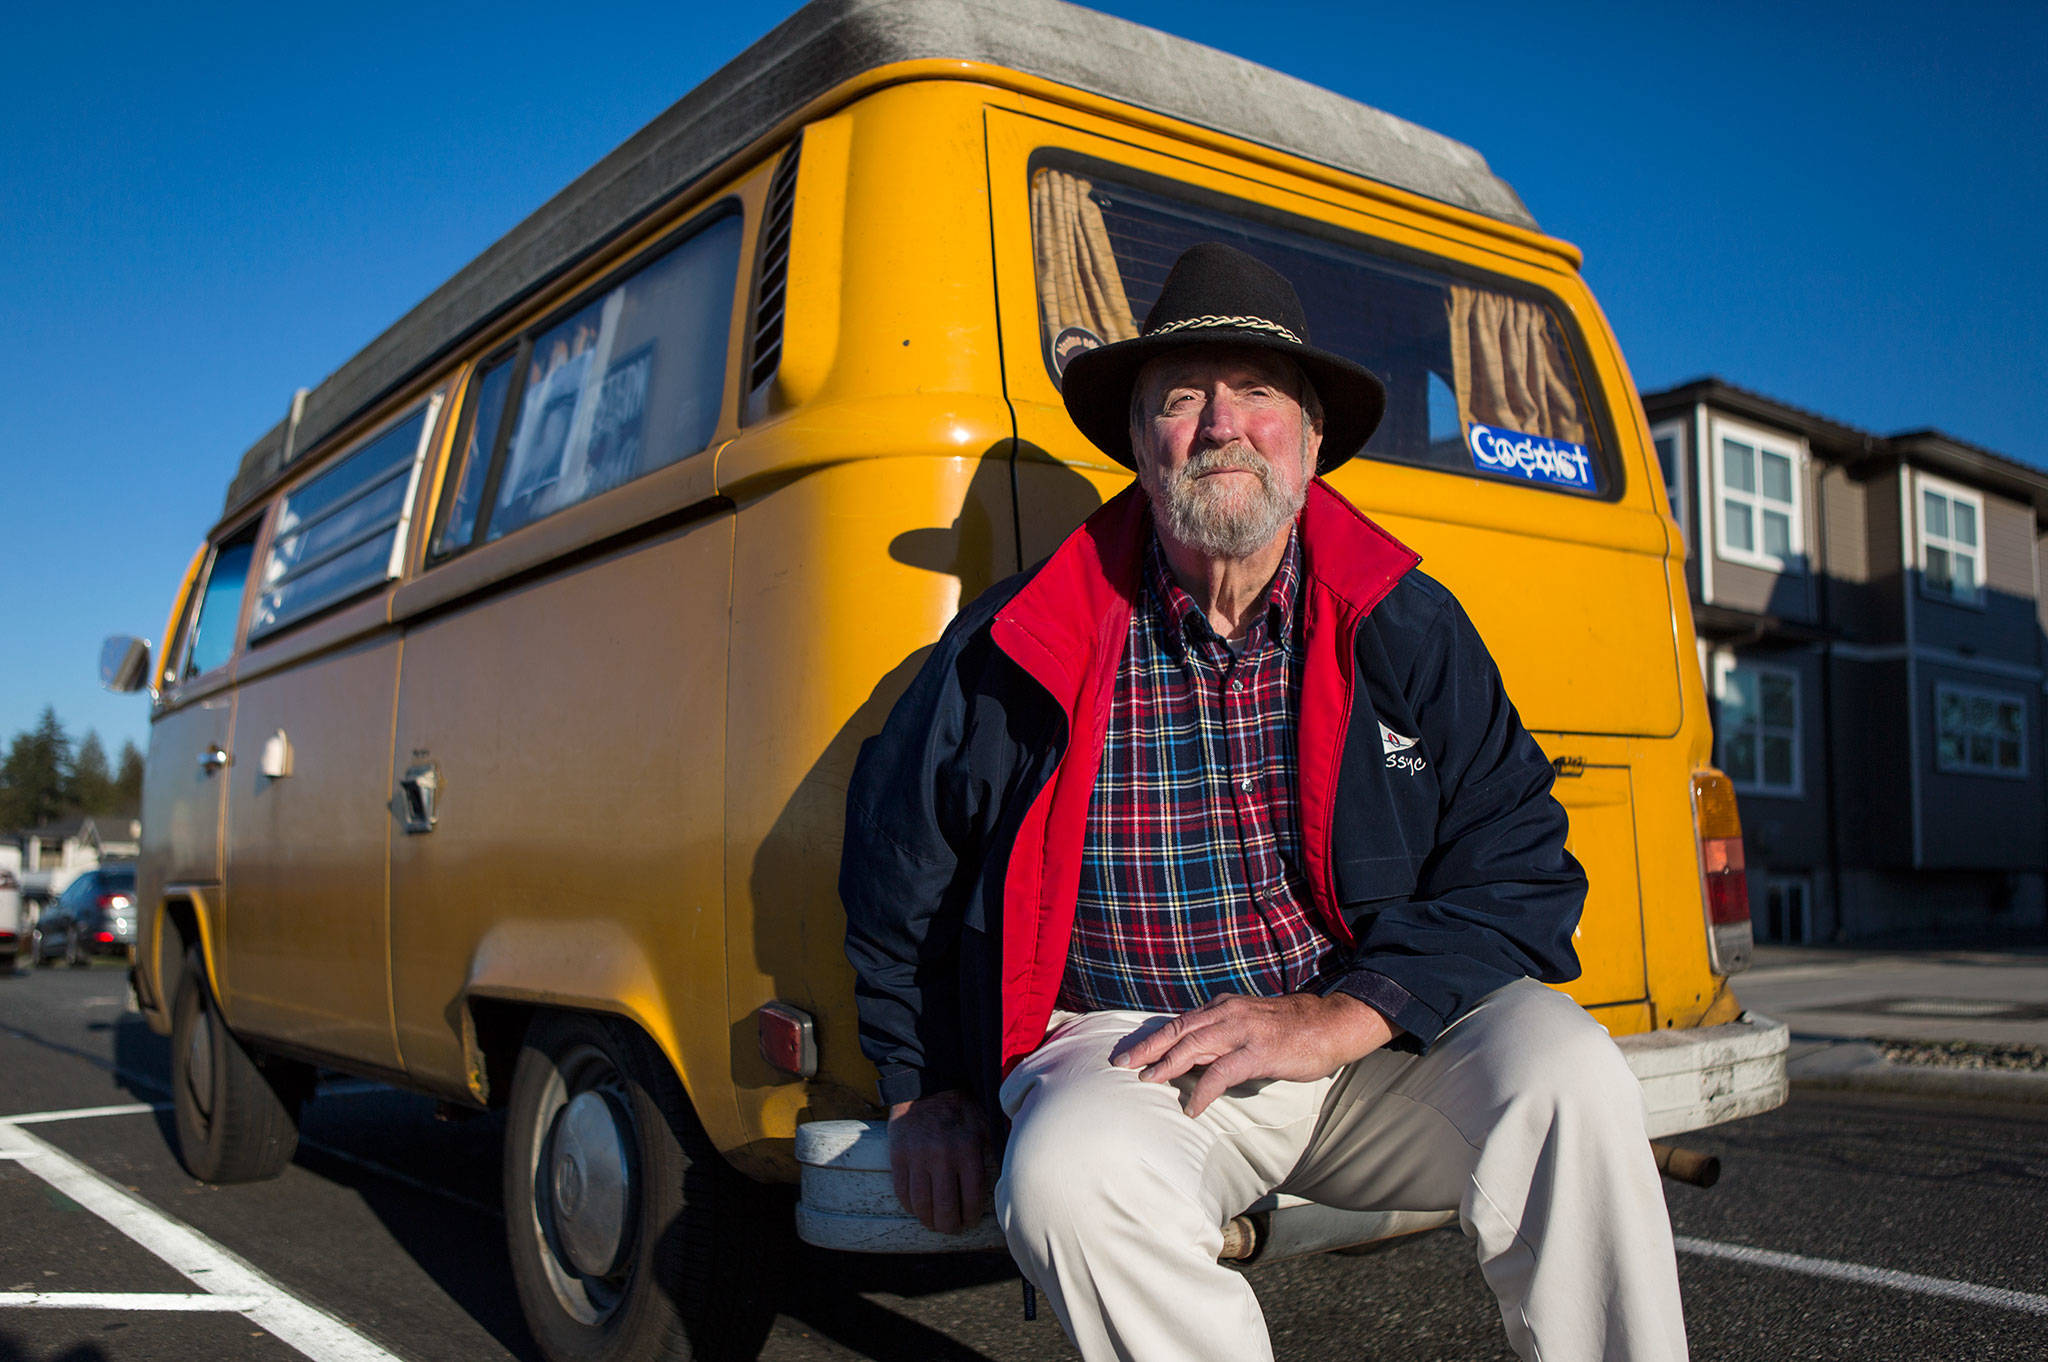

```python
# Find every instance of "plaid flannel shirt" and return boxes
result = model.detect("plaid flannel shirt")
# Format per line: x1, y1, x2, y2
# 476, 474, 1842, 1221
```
1058, 527, 1342, 1013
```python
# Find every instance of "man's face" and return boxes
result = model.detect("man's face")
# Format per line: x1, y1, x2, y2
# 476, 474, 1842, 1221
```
1130, 347, 1322, 561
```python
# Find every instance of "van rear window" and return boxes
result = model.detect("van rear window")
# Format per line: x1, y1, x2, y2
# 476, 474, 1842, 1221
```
1030, 165, 1608, 495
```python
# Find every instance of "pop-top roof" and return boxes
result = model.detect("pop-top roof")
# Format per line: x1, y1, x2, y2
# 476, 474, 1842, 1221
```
223, 0, 1536, 514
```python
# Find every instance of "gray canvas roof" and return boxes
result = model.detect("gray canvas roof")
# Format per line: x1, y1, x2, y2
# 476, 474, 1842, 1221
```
224, 0, 1537, 514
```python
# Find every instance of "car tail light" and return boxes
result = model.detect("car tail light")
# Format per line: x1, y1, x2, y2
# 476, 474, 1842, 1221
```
98, 894, 133, 911
1692, 769, 1752, 975
756, 1002, 818, 1078
96, 931, 115, 944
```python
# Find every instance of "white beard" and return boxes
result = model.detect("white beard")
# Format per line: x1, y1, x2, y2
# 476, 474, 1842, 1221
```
1154, 440, 1307, 559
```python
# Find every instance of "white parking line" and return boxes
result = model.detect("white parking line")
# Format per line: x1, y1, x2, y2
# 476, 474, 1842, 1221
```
6, 1100, 166, 1125
0, 1292, 266, 1311
0, 1118, 406, 1361
1677, 1235, 2048, 1315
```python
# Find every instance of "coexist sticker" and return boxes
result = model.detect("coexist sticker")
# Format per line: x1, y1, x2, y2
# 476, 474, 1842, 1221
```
1467, 423, 1597, 491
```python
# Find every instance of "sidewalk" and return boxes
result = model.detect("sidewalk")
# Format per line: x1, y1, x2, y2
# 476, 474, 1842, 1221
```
1732, 941, 2048, 1103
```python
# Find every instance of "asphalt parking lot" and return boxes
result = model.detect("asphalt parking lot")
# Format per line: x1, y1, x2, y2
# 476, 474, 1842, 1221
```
3, 961, 2046, 1362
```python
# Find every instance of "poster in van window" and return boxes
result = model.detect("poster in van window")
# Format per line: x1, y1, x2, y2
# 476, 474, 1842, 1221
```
584, 342, 653, 491
1466, 423, 1596, 491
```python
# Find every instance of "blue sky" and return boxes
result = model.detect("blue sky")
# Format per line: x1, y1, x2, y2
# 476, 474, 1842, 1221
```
3, 0, 2043, 758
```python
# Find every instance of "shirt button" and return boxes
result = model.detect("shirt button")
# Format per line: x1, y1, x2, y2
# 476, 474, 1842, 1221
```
1239, 776, 1254, 791
1230, 679, 1244, 692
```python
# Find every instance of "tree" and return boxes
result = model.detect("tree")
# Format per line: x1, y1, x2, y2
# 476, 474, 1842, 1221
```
114, 741, 145, 812
0, 707, 72, 831
69, 731, 114, 814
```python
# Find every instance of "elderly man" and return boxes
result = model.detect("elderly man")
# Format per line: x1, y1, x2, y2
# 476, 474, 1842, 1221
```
841, 243, 1687, 1361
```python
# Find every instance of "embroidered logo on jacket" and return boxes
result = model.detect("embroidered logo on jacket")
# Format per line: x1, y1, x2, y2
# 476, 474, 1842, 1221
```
1380, 722, 1426, 773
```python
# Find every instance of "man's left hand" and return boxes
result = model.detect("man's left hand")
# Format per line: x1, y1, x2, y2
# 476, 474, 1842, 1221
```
1110, 992, 1397, 1117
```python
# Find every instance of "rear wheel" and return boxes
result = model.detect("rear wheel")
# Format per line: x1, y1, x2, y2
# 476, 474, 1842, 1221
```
504, 1012, 790, 1362
170, 949, 311, 1183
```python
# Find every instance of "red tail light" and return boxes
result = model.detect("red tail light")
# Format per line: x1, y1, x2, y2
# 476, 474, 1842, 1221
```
1692, 770, 1753, 974
95, 931, 115, 944
756, 1002, 818, 1078
97, 893, 133, 911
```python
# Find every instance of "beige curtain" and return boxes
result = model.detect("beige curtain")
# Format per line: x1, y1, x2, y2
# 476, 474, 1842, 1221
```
1031, 169, 1137, 348
1447, 287, 1586, 445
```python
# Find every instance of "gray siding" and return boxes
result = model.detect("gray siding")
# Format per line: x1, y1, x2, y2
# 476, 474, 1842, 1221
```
1915, 659, 2047, 870
1819, 468, 1879, 641
1910, 481, 2041, 666
1827, 657, 1913, 870
1861, 466, 1907, 647
1711, 557, 1817, 621
1724, 646, 1831, 866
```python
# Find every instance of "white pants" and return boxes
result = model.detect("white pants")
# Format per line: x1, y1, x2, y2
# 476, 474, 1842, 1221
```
994, 980, 1689, 1362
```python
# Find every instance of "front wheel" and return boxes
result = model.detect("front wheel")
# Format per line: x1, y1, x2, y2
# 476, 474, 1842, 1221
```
503, 1012, 790, 1362
169, 949, 312, 1183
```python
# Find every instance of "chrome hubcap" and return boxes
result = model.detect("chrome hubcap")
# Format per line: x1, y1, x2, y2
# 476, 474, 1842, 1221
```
549, 1091, 633, 1277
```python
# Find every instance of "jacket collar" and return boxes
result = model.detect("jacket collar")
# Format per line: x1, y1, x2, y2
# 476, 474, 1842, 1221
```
995, 479, 1419, 703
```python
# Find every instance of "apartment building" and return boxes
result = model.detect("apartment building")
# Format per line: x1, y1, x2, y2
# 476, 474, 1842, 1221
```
1644, 378, 2048, 942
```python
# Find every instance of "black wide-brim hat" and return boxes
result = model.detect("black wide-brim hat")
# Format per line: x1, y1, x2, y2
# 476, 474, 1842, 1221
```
1059, 241, 1387, 473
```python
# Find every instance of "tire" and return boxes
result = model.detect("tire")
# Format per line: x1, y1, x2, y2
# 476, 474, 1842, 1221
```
23, 921, 42, 968
504, 1012, 791, 1362
169, 948, 311, 1183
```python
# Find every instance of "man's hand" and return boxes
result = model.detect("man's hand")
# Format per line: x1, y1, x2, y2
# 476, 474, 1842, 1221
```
887, 1089, 991, 1234
1111, 992, 1397, 1117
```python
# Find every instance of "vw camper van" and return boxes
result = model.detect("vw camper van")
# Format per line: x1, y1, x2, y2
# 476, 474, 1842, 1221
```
104, 2, 1786, 1358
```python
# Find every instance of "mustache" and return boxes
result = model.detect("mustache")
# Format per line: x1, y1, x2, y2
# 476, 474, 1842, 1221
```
1174, 442, 1274, 486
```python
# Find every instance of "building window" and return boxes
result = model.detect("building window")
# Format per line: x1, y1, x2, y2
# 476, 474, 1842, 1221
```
1651, 419, 1686, 549
1917, 476, 1985, 606
1762, 877, 1812, 944
1715, 655, 1801, 795
1935, 684, 2026, 777
1715, 420, 1803, 571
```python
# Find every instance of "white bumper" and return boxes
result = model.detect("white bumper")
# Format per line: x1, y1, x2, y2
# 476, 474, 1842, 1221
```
798, 1011, 1790, 1254
1613, 1011, 1789, 1140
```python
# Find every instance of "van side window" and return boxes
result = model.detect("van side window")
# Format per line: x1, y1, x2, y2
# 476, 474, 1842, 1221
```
249, 397, 440, 642
183, 526, 259, 679
434, 357, 514, 557
1030, 164, 1608, 495
433, 210, 744, 555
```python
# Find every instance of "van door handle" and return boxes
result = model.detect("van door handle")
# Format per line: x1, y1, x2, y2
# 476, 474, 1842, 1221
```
397, 760, 440, 834
198, 745, 228, 775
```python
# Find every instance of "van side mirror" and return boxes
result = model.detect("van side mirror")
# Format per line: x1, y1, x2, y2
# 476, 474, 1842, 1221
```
101, 635, 154, 697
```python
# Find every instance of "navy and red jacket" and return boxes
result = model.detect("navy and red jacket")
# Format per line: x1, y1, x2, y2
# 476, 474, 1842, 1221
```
840, 479, 1585, 1113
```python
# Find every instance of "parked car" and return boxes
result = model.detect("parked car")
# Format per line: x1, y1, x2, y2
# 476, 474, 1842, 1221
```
0, 870, 24, 970
34, 865, 139, 967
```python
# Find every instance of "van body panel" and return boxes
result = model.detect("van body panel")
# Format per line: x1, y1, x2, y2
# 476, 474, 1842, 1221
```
220, 633, 401, 1068
143, 692, 237, 892
387, 511, 740, 1137
722, 455, 1018, 1167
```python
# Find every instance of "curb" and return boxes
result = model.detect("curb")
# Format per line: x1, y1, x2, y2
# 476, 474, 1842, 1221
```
1786, 1040, 2048, 1104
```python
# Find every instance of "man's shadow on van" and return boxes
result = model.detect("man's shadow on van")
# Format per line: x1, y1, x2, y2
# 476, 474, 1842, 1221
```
739, 443, 1104, 1356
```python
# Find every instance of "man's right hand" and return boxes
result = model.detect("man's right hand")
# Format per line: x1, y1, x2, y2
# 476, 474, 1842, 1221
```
887, 1089, 990, 1234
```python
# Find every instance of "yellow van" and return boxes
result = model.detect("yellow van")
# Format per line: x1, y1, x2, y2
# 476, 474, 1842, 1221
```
103, 1, 1786, 1357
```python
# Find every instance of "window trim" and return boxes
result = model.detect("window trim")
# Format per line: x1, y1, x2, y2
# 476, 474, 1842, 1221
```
1761, 875, 1813, 945
1711, 416, 1805, 573
1933, 680, 2027, 779
1650, 418, 1687, 547
1714, 652, 1804, 797
173, 517, 265, 686
248, 393, 443, 647
1915, 472, 1988, 609
427, 198, 745, 563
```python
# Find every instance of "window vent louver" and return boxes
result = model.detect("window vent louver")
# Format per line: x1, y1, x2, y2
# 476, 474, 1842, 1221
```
748, 140, 801, 395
